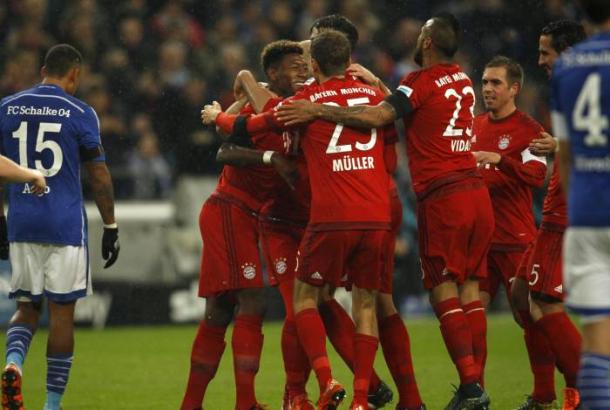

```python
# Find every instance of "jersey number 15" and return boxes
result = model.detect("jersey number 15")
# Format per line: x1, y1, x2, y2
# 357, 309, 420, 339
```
12, 121, 63, 177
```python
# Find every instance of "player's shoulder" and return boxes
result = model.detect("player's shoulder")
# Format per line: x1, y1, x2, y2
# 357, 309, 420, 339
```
514, 110, 543, 132
473, 113, 488, 126
0, 85, 40, 107
400, 68, 427, 87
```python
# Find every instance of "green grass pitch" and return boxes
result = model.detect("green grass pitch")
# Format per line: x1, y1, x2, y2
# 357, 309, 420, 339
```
1, 314, 570, 409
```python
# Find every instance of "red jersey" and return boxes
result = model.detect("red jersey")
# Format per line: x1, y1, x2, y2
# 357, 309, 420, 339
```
215, 98, 286, 212
289, 77, 391, 229
541, 162, 567, 226
397, 64, 477, 196
259, 131, 311, 225
472, 110, 547, 249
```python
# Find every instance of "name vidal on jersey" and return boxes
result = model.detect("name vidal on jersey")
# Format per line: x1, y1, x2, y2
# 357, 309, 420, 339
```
332, 155, 374, 172
6, 105, 71, 118
451, 139, 471, 152
22, 183, 51, 195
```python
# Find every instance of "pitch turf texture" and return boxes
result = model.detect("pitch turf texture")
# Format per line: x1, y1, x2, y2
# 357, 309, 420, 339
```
1, 314, 572, 409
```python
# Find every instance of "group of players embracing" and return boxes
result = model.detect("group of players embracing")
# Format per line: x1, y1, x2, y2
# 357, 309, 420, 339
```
182, 6, 597, 410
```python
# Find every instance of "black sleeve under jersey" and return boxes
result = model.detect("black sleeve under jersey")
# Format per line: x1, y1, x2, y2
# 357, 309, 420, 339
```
226, 115, 253, 147
384, 91, 414, 120
80, 145, 105, 162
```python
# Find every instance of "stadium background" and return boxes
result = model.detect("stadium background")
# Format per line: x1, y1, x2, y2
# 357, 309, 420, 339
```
0, 0, 591, 408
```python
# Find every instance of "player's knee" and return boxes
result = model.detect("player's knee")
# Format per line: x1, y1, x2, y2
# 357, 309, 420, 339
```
376, 293, 397, 318
237, 288, 267, 317
12, 301, 42, 329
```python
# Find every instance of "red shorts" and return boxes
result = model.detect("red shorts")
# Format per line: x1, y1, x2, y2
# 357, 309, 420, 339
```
479, 249, 528, 300
296, 229, 386, 290
198, 196, 264, 297
259, 218, 305, 286
526, 223, 565, 302
380, 192, 403, 294
515, 243, 534, 281
418, 184, 494, 290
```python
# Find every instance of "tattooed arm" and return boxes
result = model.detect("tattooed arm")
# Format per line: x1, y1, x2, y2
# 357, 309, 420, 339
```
85, 161, 116, 225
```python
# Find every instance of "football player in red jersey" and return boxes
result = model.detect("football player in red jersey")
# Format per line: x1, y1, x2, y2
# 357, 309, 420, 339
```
509, 20, 586, 410
180, 40, 308, 410
470, 56, 548, 388
275, 14, 493, 410
204, 30, 398, 410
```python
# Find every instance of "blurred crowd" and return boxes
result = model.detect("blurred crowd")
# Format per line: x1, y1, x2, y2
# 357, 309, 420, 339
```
0, 0, 586, 200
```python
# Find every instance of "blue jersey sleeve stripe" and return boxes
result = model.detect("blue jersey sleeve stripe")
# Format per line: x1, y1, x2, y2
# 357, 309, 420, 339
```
0, 94, 85, 113
551, 110, 569, 141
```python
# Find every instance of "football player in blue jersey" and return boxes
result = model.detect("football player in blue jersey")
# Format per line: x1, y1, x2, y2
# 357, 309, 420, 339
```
0, 44, 120, 410
553, 1, 610, 409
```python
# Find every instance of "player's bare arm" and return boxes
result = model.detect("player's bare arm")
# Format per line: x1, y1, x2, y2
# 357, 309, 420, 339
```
85, 161, 116, 225
234, 70, 275, 114
347, 63, 392, 95
276, 99, 397, 128
0, 155, 47, 195
216, 143, 297, 189
529, 131, 557, 155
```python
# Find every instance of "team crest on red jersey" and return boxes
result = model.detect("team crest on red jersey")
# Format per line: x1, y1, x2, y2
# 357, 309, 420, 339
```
241, 262, 257, 279
274, 257, 288, 275
498, 134, 511, 150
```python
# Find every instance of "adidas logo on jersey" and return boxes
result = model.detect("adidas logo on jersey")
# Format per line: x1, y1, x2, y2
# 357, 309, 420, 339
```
554, 284, 563, 294
310, 271, 323, 280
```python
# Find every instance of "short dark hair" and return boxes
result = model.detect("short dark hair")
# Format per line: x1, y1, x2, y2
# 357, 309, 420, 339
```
311, 30, 351, 77
260, 40, 303, 74
579, 0, 610, 25
310, 14, 359, 50
430, 13, 461, 59
43, 44, 83, 77
485, 55, 524, 89
540, 20, 586, 53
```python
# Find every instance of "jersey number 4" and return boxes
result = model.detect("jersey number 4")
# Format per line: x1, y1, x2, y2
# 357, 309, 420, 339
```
324, 97, 377, 154
12, 121, 63, 177
573, 73, 608, 147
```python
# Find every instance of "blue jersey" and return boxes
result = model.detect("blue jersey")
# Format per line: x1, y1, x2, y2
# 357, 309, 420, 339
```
551, 31, 610, 227
0, 83, 105, 245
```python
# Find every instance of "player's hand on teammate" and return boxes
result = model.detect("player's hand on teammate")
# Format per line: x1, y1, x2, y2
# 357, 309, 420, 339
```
529, 132, 557, 155
29, 170, 47, 196
102, 226, 120, 268
271, 154, 298, 190
275, 100, 319, 126
347, 63, 380, 87
201, 101, 223, 125
0, 216, 8, 260
473, 151, 502, 166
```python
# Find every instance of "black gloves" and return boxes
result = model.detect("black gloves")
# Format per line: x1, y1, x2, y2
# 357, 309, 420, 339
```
0, 216, 8, 260
102, 227, 120, 268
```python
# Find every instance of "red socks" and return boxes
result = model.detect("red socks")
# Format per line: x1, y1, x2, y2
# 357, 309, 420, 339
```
433, 298, 479, 385
295, 308, 332, 392
463, 301, 487, 386
379, 314, 423, 409
232, 315, 264, 410
181, 321, 227, 410
518, 310, 557, 403
353, 334, 379, 406
319, 299, 382, 391
282, 319, 310, 398
536, 311, 582, 388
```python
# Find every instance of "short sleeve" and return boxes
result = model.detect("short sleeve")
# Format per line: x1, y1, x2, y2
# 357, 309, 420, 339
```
77, 106, 106, 161
397, 70, 428, 110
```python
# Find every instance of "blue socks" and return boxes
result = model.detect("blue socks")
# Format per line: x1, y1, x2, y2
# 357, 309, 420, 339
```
5, 324, 33, 372
44, 353, 73, 410
578, 352, 610, 410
